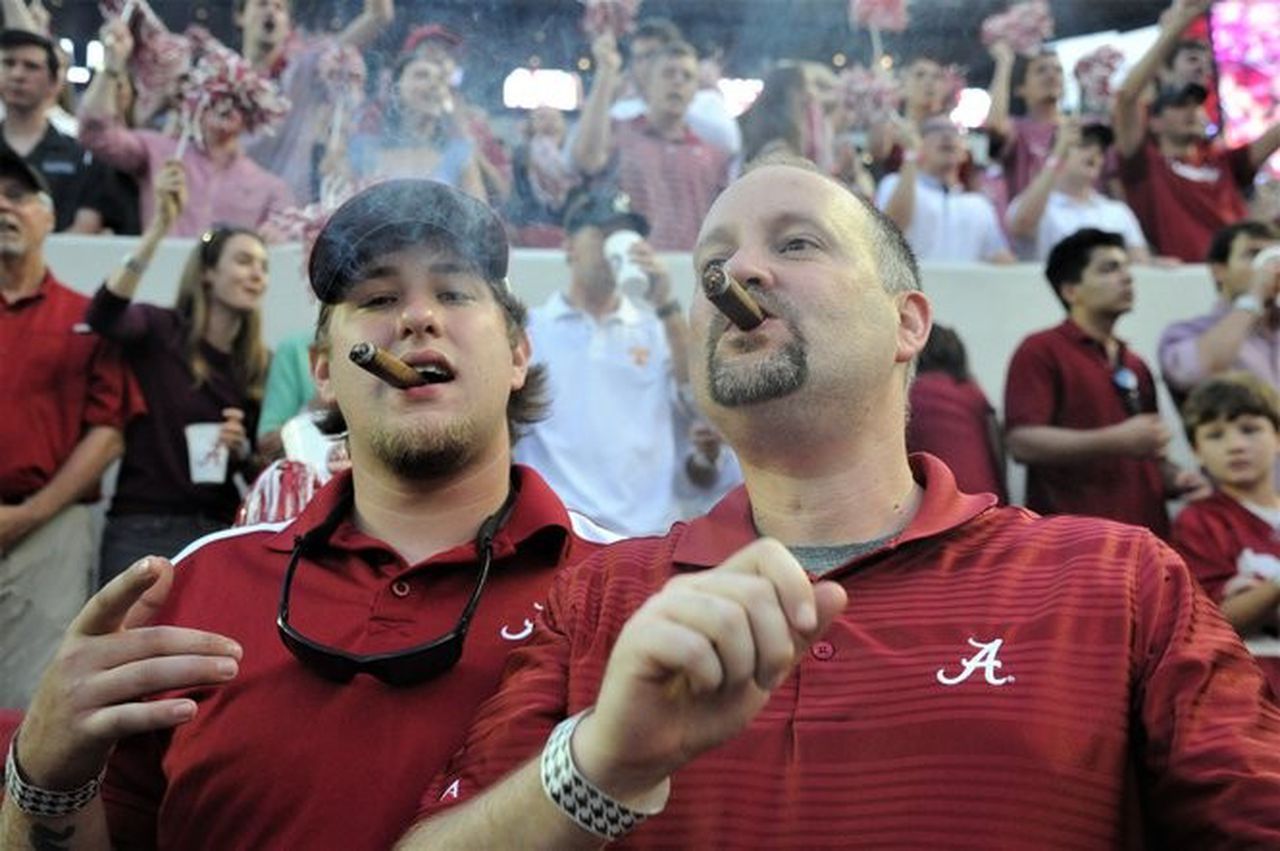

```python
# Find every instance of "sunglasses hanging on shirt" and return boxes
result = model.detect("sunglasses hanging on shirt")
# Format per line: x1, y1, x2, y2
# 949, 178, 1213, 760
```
1112, 365, 1141, 416
277, 472, 519, 687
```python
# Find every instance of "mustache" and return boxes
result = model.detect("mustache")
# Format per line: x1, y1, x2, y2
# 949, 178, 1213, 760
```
708, 287, 792, 342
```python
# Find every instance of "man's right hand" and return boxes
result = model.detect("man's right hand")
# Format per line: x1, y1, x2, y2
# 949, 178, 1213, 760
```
15, 557, 241, 791
99, 18, 134, 69
152, 160, 187, 231
570, 539, 846, 803
1109, 413, 1171, 458
591, 33, 622, 78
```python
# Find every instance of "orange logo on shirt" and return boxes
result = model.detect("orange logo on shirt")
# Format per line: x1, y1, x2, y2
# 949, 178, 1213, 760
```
630, 346, 651, 367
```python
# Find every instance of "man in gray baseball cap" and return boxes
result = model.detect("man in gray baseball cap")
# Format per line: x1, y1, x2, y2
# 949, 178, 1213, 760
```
0, 178, 614, 849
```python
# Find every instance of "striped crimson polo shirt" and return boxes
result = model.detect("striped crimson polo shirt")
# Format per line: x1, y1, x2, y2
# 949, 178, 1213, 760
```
422, 454, 1280, 847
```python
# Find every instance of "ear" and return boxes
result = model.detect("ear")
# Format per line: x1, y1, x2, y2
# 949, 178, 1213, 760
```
509, 328, 532, 392
1059, 281, 1080, 308
312, 342, 338, 408
1208, 262, 1228, 293
895, 290, 932, 365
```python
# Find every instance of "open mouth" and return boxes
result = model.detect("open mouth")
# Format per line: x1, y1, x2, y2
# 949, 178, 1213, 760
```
414, 364, 455, 385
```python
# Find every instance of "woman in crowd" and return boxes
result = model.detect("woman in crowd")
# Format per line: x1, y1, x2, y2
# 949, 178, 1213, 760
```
341, 39, 486, 200
87, 160, 270, 586
738, 63, 832, 171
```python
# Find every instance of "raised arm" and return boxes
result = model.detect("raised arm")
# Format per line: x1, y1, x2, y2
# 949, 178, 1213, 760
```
77, 20, 149, 176
571, 35, 624, 176
337, 0, 394, 50
1112, 0, 1212, 158
84, 161, 184, 343
1248, 121, 1280, 172
1006, 118, 1077, 239
0, 0, 43, 33
876, 118, 922, 232
984, 41, 1016, 143
396, 539, 847, 848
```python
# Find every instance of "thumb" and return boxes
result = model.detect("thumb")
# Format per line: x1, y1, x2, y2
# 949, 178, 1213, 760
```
222, 407, 245, 423
810, 581, 848, 636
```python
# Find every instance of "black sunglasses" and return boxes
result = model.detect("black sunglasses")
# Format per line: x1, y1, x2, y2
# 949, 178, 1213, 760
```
277, 476, 518, 687
1112, 365, 1141, 416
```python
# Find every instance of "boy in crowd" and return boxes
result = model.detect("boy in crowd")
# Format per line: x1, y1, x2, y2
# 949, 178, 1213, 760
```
1172, 371, 1280, 693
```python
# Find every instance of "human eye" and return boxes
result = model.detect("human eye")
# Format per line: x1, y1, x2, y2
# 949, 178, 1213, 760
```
354, 289, 397, 309
779, 235, 819, 254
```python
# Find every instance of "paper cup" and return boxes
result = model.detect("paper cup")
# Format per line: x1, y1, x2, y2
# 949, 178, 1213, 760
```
185, 423, 229, 484
603, 230, 649, 299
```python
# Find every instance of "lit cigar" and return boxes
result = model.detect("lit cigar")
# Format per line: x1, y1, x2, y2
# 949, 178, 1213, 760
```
701, 266, 765, 331
348, 342, 426, 389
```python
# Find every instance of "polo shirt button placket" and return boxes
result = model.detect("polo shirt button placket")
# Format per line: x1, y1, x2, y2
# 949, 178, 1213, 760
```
810, 641, 836, 661
390, 579, 411, 598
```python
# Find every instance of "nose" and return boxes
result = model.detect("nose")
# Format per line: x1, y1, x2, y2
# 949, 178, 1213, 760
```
721, 245, 776, 295
399, 291, 441, 339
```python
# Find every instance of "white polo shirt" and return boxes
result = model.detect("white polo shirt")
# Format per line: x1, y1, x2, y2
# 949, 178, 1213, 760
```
516, 292, 688, 536
1008, 189, 1149, 261
875, 173, 1010, 262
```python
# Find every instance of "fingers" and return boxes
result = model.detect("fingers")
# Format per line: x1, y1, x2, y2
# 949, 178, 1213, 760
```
74, 556, 171, 637
78, 699, 202, 743
222, 407, 245, 423
666, 573, 794, 690
85, 623, 243, 672
82, 651, 239, 710
718, 538, 819, 632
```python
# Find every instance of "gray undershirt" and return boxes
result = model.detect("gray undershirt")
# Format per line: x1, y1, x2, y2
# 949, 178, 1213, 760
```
788, 533, 897, 576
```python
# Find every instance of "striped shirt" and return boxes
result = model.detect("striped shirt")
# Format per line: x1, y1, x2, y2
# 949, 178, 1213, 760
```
606, 116, 730, 251
423, 454, 1280, 847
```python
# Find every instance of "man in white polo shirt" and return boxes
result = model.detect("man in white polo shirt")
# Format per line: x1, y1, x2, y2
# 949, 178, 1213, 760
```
1006, 121, 1150, 262
515, 190, 737, 536
876, 117, 1014, 263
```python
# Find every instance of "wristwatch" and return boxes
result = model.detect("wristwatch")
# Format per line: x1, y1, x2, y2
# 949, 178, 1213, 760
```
1232, 293, 1264, 316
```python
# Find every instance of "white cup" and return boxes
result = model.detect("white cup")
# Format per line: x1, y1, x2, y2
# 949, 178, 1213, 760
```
603, 230, 649, 300
1252, 245, 1280, 307
185, 423, 229, 484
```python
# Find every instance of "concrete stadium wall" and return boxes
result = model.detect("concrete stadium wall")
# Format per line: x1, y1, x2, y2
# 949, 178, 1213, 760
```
46, 234, 1220, 501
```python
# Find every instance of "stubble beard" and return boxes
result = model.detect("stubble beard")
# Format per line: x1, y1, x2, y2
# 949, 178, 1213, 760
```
706, 322, 809, 407
369, 416, 479, 479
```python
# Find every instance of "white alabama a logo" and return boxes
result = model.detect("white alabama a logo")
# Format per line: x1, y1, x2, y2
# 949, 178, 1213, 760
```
935, 637, 1014, 686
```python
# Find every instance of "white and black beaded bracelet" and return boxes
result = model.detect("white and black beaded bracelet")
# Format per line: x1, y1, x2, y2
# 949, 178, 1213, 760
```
539, 711, 666, 841
4, 733, 107, 819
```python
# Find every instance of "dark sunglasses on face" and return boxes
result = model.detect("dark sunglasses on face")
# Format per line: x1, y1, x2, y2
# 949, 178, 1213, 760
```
277, 475, 518, 687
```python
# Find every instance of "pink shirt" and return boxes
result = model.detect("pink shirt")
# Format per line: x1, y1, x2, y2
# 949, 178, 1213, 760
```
78, 115, 295, 237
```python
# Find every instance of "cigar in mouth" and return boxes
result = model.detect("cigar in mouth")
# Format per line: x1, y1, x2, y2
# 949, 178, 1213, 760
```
348, 342, 427, 389
700, 266, 766, 331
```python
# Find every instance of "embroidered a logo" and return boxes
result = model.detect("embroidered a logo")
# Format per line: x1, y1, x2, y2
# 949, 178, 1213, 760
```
935, 637, 1014, 686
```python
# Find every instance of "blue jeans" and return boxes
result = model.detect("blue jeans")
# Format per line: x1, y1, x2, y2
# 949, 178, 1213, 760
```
98, 513, 228, 589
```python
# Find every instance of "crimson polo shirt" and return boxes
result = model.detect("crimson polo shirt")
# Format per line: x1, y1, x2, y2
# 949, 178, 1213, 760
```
1171, 490, 1280, 693
0, 272, 143, 502
101, 465, 610, 851
1005, 319, 1170, 537
422, 454, 1280, 847
1120, 136, 1253, 263
907, 371, 1007, 502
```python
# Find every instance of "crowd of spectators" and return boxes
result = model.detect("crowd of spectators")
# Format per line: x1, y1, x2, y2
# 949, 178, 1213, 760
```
3, 0, 1280, 841
0, 0, 1279, 737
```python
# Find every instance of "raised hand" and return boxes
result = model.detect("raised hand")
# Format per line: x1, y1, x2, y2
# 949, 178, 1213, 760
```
571, 539, 847, 801
15, 557, 241, 791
